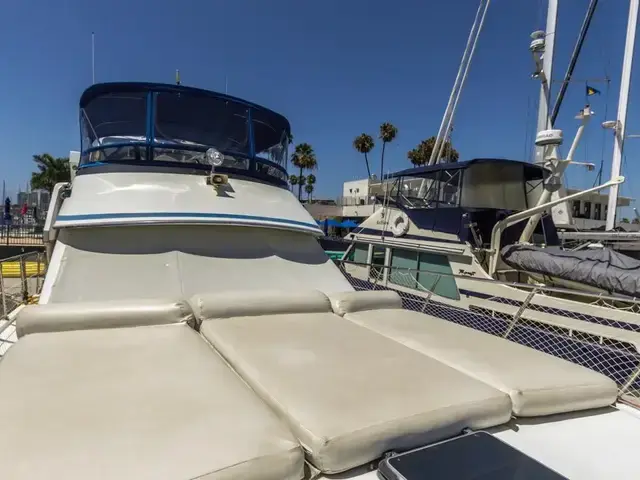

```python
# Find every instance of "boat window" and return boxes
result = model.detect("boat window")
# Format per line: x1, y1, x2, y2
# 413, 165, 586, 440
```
78, 85, 292, 187
370, 245, 386, 281
80, 91, 148, 153
83, 144, 149, 163
572, 200, 581, 218
347, 243, 369, 264
154, 92, 250, 155
389, 249, 419, 286
583, 201, 592, 219
252, 108, 289, 168
594, 203, 602, 220
392, 169, 462, 209
461, 162, 539, 211
389, 249, 459, 300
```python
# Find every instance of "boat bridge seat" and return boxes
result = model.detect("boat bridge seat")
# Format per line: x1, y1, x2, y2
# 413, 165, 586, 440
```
0, 323, 304, 479
15, 297, 196, 337
329, 291, 618, 417
190, 289, 512, 474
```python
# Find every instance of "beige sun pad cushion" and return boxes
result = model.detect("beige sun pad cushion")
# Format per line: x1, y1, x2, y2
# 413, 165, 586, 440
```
341, 301, 617, 417
200, 311, 511, 473
0, 324, 303, 480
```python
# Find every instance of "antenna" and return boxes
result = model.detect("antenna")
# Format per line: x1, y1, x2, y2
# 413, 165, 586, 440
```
176, 69, 181, 86
91, 32, 95, 84
225, 75, 228, 94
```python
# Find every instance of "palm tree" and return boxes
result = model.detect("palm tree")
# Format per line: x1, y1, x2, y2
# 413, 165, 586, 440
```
291, 143, 317, 201
304, 184, 314, 202
379, 123, 398, 179
306, 174, 316, 203
406, 136, 459, 166
289, 174, 299, 192
31, 154, 71, 193
407, 148, 424, 166
353, 134, 375, 178
440, 138, 459, 162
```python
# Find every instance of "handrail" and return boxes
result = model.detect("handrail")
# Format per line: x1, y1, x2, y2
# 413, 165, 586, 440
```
488, 175, 625, 275
0, 251, 47, 356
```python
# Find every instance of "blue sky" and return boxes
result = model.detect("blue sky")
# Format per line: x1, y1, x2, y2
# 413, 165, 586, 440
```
1, 0, 639, 207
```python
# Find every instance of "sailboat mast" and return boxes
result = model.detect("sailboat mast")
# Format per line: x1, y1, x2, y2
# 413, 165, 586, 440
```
605, 0, 639, 231
534, 0, 558, 164
427, 0, 490, 166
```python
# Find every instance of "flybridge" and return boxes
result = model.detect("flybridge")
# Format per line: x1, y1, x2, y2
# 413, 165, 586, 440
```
78, 82, 291, 188
38, 82, 323, 243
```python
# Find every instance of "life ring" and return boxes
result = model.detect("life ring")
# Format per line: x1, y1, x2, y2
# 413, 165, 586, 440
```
390, 212, 410, 237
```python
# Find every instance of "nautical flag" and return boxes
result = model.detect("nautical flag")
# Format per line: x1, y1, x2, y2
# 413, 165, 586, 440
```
586, 85, 601, 96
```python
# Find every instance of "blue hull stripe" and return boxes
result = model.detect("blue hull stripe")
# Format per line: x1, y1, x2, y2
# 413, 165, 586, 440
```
56, 212, 322, 231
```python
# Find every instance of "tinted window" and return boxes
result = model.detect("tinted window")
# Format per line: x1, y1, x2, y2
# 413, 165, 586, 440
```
347, 243, 368, 264
154, 92, 250, 154
417, 251, 459, 300
252, 107, 289, 167
81, 91, 147, 151
389, 249, 459, 300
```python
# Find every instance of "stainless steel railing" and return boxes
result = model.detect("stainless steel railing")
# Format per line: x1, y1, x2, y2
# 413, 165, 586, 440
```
0, 251, 47, 356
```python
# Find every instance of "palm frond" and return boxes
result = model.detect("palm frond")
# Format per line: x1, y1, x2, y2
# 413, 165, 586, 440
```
379, 123, 398, 143
30, 154, 70, 193
353, 134, 374, 154
291, 142, 317, 170
406, 136, 459, 166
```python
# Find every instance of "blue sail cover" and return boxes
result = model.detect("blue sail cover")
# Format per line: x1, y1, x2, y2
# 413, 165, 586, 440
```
502, 244, 640, 297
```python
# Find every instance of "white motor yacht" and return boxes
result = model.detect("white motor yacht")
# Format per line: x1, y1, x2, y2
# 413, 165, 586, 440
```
1, 82, 640, 479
